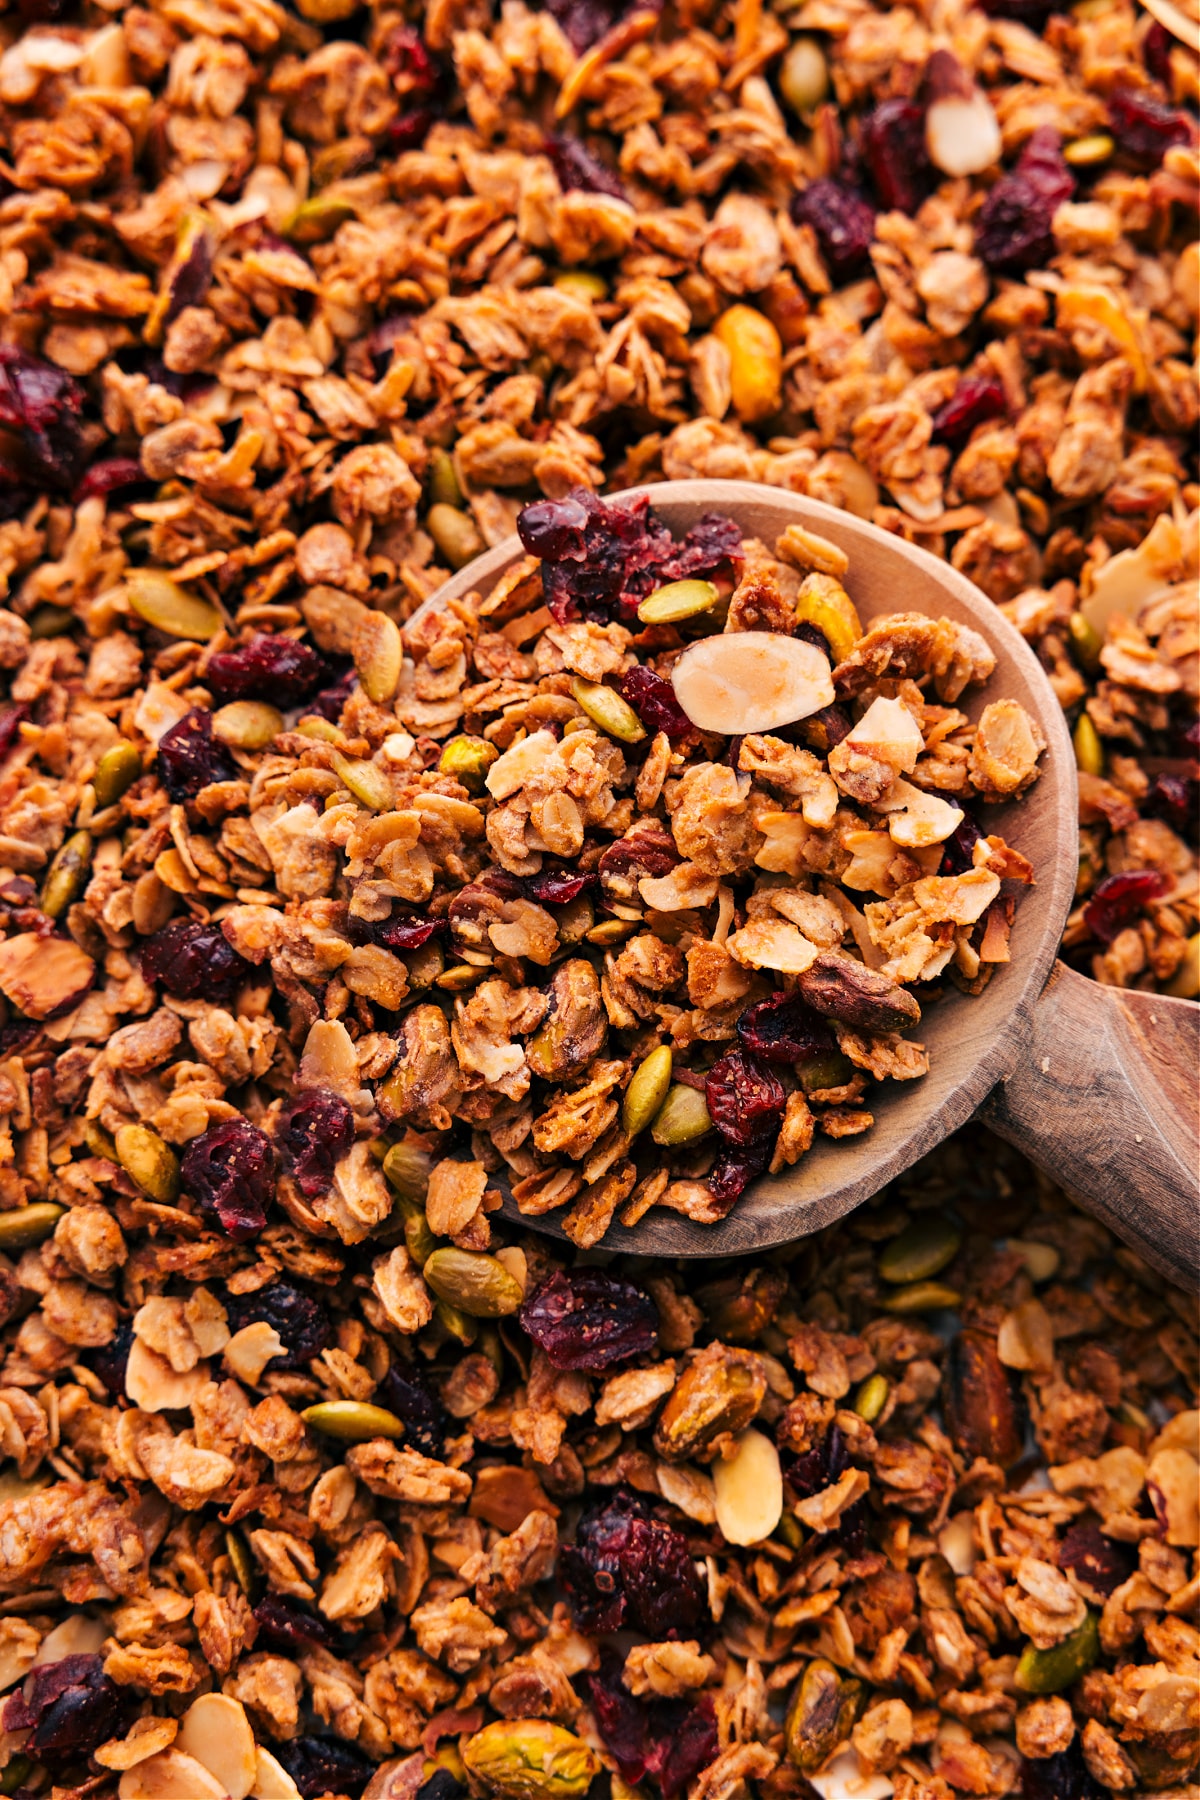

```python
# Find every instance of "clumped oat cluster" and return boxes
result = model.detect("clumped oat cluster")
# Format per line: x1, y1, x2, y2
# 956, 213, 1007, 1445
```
0, 0, 1193, 1794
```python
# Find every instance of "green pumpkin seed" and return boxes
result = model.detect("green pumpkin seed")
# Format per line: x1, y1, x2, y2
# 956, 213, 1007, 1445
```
622, 1045, 674, 1137
0, 1755, 32, 1796
330, 751, 393, 812
1064, 132, 1113, 166
437, 963, 483, 992
301, 1400, 406, 1441
1073, 711, 1104, 778
439, 735, 498, 793
428, 503, 485, 571
553, 270, 607, 303
423, 1248, 524, 1318
116, 1124, 180, 1205
796, 1048, 854, 1094
93, 742, 141, 809
353, 612, 403, 704
28, 603, 76, 640
569, 677, 645, 744
296, 716, 344, 743
85, 1119, 116, 1160
225, 1528, 259, 1601
1068, 610, 1103, 673
41, 831, 92, 920
879, 1215, 962, 1283
1015, 1611, 1099, 1693
127, 570, 222, 641
382, 1141, 432, 1204
853, 1373, 889, 1423
0, 1202, 64, 1252
650, 1082, 712, 1146
463, 1720, 599, 1800
436, 1298, 478, 1345
428, 448, 463, 510
637, 579, 719, 625
212, 701, 284, 750
881, 1280, 962, 1314
284, 193, 356, 244
585, 918, 636, 946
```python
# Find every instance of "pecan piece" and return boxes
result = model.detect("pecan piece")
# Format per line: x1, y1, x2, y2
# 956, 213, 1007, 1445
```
796, 951, 921, 1033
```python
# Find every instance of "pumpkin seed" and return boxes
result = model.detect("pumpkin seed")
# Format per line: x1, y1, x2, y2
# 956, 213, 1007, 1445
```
428, 448, 463, 510
1015, 1611, 1099, 1693
553, 270, 607, 303
330, 751, 393, 812
462, 1721, 598, 1800
85, 1119, 116, 1160
127, 570, 222, 641
29, 603, 76, 640
1073, 711, 1104, 777
637, 579, 718, 625
428, 503, 485, 571
1068, 610, 1103, 673
296, 716, 344, 743
569, 677, 646, 744
651, 1082, 712, 1146
283, 193, 355, 244
1064, 132, 1113, 165
0, 1202, 64, 1252
115, 1124, 180, 1204
439, 734, 499, 793
212, 702, 283, 750
0, 1756, 32, 1796
436, 1299, 478, 1345
878, 1215, 961, 1283
622, 1045, 674, 1137
41, 831, 92, 920
225, 1528, 259, 1601
423, 1248, 524, 1318
353, 611, 403, 704
796, 1048, 855, 1094
881, 1280, 962, 1314
585, 918, 637, 946
853, 1373, 889, 1423
300, 1400, 405, 1441
779, 35, 828, 114
93, 742, 142, 808
382, 1141, 432, 1204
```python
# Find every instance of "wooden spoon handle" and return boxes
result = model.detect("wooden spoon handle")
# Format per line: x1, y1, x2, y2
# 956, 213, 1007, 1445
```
979, 959, 1199, 1287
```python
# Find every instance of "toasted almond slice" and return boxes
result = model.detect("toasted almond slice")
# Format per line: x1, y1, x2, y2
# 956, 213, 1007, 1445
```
119, 1748, 229, 1800
253, 1748, 303, 1800
224, 1321, 286, 1385
178, 1694, 257, 1800
485, 727, 560, 799
938, 1511, 979, 1576
34, 1615, 107, 1666
808, 1748, 895, 1799
671, 631, 833, 735
639, 862, 720, 911
713, 1428, 783, 1546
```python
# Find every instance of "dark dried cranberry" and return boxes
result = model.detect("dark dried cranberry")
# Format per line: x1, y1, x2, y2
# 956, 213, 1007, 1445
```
419, 1771, 466, 1800
274, 1736, 374, 1800
518, 493, 592, 561
253, 1597, 340, 1653
383, 23, 440, 94
704, 1049, 786, 1147
375, 913, 446, 950
205, 634, 325, 706
1057, 1520, 1134, 1599
224, 1282, 331, 1369
561, 1489, 708, 1637
390, 108, 437, 150
1107, 87, 1193, 168
0, 703, 28, 760
520, 1269, 659, 1371
83, 1321, 134, 1398
181, 1118, 275, 1239
0, 344, 85, 493
861, 99, 934, 214
524, 868, 598, 905
546, 134, 627, 201
939, 810, 983, 877
790, 179, 876, 280
308, 663, 358, 722
274, 1089, 355, 1199
376, 1362, 446, 1458
977, 0, 1058, 23
706, 1138, 771, 1208
544, 0, 618, 52
18, 0, 70, 18
140, 917, 253, 1002
783, 1420, 848, 1499
1082, 868, 1170, 945
834, 1497, 869, 1558
73, 457, 147, 503
975, 128, 1074, 273
737, 990, 832, 1065
1144, 20, 1173, 85
1146, 771, 1198, 838
3, 1655, 125, 1761
931, 375, 1008, 450
794, 621, 831, 658
587, 1654, 718, 1797
156, 708, 237, 801
620, 665, 694, 740
1019, 1746, 1106, 1800
657, 1697, 720, 1798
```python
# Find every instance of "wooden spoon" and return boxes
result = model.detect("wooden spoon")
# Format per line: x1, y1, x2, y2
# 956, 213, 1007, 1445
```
416, 480, 1199, 1285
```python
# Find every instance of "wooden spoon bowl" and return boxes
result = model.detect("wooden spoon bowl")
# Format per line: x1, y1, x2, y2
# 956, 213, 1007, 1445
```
416, 481, 1199, 1284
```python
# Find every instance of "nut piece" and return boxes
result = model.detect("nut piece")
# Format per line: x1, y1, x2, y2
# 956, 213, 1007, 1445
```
569, 677, 646, 744
923, 50, 1002, 176
354, 612, 403, 703
119, 1748, 228, 1800
252, 1748, 302, 1800
785, 1660, 863, 1773
93, 742, 142, 808
671, 631, 834, 735
713, 1427, 783, 1545
944, 1327, 1023, 1469
126, 571, 222, 641
41, 831, 93, 919
330, 751, 393, 812
623, 1045, 674, 1137
654, 1341, 767, 1463
1015, 1612, 1100, 1694
526, 959, 607, 1082
779, 36, 828, 114
650, 1082, 712, 1146
794, 573, 862, 664
637, 580, 719, 625
797, 951, 921, 1034
854, 1374, 889, 1423
970, 698, 1046, 797
177, 1694, 257, 1800
0, 932, 95, 1019
440, 735, 499, 793
300, 1400, 405, 1441
115, 1125, 181, 1204
423, 1248, 524, 1318
428, 503, 486, 570
462, 1721, 599, 1800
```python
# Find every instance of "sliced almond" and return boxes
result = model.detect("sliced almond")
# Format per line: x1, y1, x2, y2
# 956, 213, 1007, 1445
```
923, 50, 1001, 176
485, 727, 560, 799
809, 1748, 895, 1799
34, 1614, 107, 1666
1007, 1239, 1061, 1283
178, 1694, 257, 1800
937, 1511, 979, 1576
997, 1298, 1055, 1373
713, 1428, 783, 1546
873, 779, 964, 848
96, 1717, 180, 1772
119, 1749, 229, 1800
671, 631, 834, 735
253, 1748, 303, 1800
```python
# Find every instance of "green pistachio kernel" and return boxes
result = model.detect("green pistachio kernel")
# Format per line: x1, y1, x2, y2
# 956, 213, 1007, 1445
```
796, 1048, 855, 1094
115, 1124, 180, 1205
41, 831, 93, 920
127, 570, 222, 641
423, 1248, 524, 1319
569, 677, 645, 744
650, 1082, 712, 1146
439, 734, 499, 793
637, 579, 719, 625
28, 603, 76, 640
284, 193, 356, 244
382, 1141, 433, 1204
622, 1045, 674, 1137
878, 1215, 962, 1283
0, 1203, 65, 1252
428, 503, 485, 571
1015, 1612, 1100, 1693
93, 742, 142, 809
353, 611, 404, 705
462, 1721, 599, 1800
585, 918, 637, 946
301, 1400, 406, 1441
853, 1373, 889, 1423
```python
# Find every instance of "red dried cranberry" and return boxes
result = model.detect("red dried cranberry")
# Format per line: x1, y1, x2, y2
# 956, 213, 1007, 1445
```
520, 1269, 659, 1371
0, 344, 85, 492
3, 1655, 126, 1761
1057, 1520, 1134, 1598
273, 1736, 374, 1800
205, 634, 325, 706
704, 1049, 786, 1147
518, 492, 592, 561
253, 1597, 340, 1653
383, 23, 440, 95
1146, 771, 1198, 839
376, 1362, 446, 1458
706, 1138, 772, 1208
140, 917, 253, 1002
587, 1656, 653, 1784
546, 134, 628, 201
524, 868, 598, 905
307, 663, 358, 722
1107, 87, 1193, 168
931, 375, 1008, 450
82, 1321, 134, 1398
390, 108, 437, 150
274, 1089, 355, 1199
1019, 1747, 1106, 1800
156, 708, 237, 800
1082, 868, 1170, 945
938, 810, 983, 876
73, 457, 147, 502
975, 128, 1074, 273
544, 0, 619, 52
224, 1282, 330, 1369
0, 703, 28, 760
375, 913, 446, 950
562, 1489, 708, 1638
861, 99, 934, 214
181, 1118, 275, 1239
620, 665, 694, 740
790, 179, 876, 280
978, 0, 1058, 26
587, 1654, 718, 1797
1144, 21, 1173, 84
737, 990, 832, 1065
783, 1419, 848, 1499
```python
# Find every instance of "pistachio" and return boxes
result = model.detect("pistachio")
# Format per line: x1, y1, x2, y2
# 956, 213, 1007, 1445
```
796, 1048, 855, 1094
41, 830, 92, 920
0, 1202, 65, 1252
878, 1215, 961, 1283
1015, 1611, 1100, 1694
794, 573, 863, 665
93, 742, 142, 808
694, 1268, 786, 1342
423, 1248, 524, 1318
713, 1427, 783, 1546
437, 962, 483, 992
622, 1044, 674, 1137
553, 270, 608, 303
283, 193, 355, 244
880, 1280, 961, 1313
212, 702, 283, 750
439, 734, 499, 793
670, 631, 834, 736
569, 677, 646, 744
1073, 711, 1104, 777
527, 960, 607, 1082
462, 1721, 598, 1800
296, 716, 344, 743
637, 579, 718, 625
713, 304, 782, 423
428, 447, 464, 509
1067, 610, 1104, 672
29, 603, 76, 639
428, 503, 485, 571
127, 571, 222, 641
1166, 932, 1200, 999
353, 612, 403, 704
115, 1124, 181, 1204
785, 1659, 863, 1772
225, 1528, 259, 1601
330, 751, 393, 812
779, 36, 828, 114
436, 1298, 479, 1345
797, 951, 920, 1034
301, 1400, 406, 1441
382, 1141, 432, 1203
85, 1118, 117, 1159
853, 1373, 889, 1423
650, 1082, 712, 1146
654, 1340, 766, 1462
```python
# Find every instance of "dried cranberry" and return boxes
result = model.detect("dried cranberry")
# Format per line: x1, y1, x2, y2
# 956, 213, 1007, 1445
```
376, 1362, 446, 1458
1019, 1746, 1106, 1800
273, 1089, 355, 1199
977, 0, 1058, 25
939, 810, 983, 876
3, 1655, 125, 1761
861, 99, 934, 215
1144, 20, 1173, 85
518, 493, 592, 561
1057, 1520, 1134, 1599
790, 179, 876, 280
975, 128, 1074, 273
620, 665, 694, 740
1082, 868, 1170, 945
82, 1321, 133, 1398
783, 1420, 848, 1498
587, 1654, 718, 1797
931, 375, 1008, 450
73, 457, 147, 503
253, 1596, 340, 1653
274, 1736, 375, 1800
561, 1489, 708, 1638
307, 663, 358, 722
0, 344, 85, 493
390, 108, 437, 150
375, 913, 447, 950
181, 1118, 275, 1239
0, 703, 28, 760
704, 1049, 786, 1148
156, 708, 237, 801
543, 0, 619, 52
419, 1772, 466, 1800
737, 990, 832, 1065
205, 634, 325, 706
18, 0, 70, 18
520, 1269, 659, 1371
546, 134, 627, 201
706, 1138, 772, 1208
1107, 87, 1193, 168
140, 917, 253, 1002
1146, 771, 1198, 838
224, 1282, 331, 1369
383, 23, 440, 95
524, 868, 597, 905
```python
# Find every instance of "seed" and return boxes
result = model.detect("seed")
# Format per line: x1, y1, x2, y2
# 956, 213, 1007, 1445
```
296, 716, 343, 743
0, 1757, 32, 1796
0, 1202, 65, 1252
85, 1119, 117, 1160
637, 579, 719, 625
40, 830, 92, 920
428, 448, 463, 509
300, 1400, 406, 1441
436, 1299, 479, 1345
437, 962, 483, 992
785, 1660, 863, 1773
1073, 711, 1104, 777
428, 503, 485, 571
439, 735, 499, 794
1068, 609, 1103, 672
127, 570, 222, 641
585, 918, 637, 946
1064, 132, 1114, 165
283, 193, 356, 244
1166, 932, 1200, 999
225, 1528, 259, 1599
797, 1048, 855, 1094
569, 677, 646, 744
1015, 1611, 1100, 1693
622, 1045, 674, 1137
462, 1721, 599, 1800
651, 1082, 712, 1146
713, 305, 782, 423
713, 1427, 783, 1546
554, 270, 607, 303
93, 742, 142, 808
406, 942, 445, 988
29, 603, 76, 639
115, 1124, 180, 1205
779, 36, 828, 114
854, 1373, 889, 1423
212, 701, 284, 750
330, 751, 393, 812
881, 1280, 962, 1313
670, 631, 833, 735
1006, 1238, 1061, 1283
353, 611, 403, 704
878, 1215, 962, 1283
794, 573, 863, 665
423, 1248, 524, 1318
383, 1141, 432, 1203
